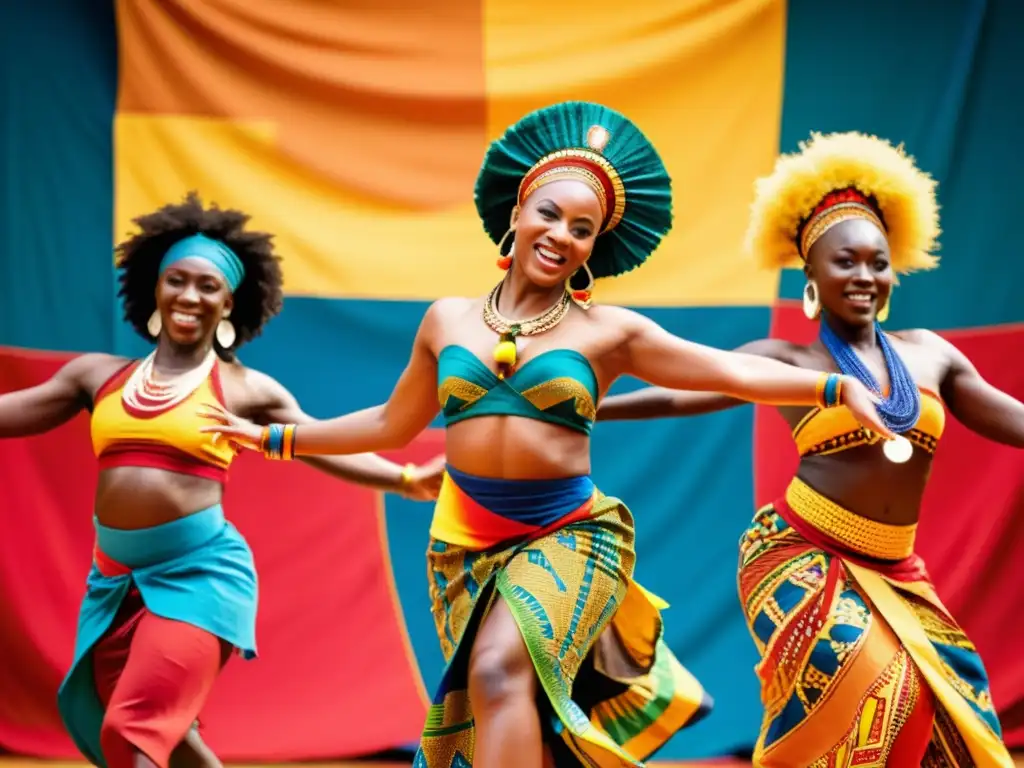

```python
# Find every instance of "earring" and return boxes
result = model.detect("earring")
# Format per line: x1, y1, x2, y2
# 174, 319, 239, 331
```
147, 310, 162, 337
496, 227, 515, 270
803, 280, 821, 320
565, 262, 595, 310
877, 290, 892, 323
216, 311, 236, 348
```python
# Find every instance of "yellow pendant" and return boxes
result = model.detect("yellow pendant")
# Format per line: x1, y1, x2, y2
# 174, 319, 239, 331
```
494, 339, 517, 367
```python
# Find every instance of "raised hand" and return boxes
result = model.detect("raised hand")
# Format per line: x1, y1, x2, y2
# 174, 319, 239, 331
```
840, 377, 897, 441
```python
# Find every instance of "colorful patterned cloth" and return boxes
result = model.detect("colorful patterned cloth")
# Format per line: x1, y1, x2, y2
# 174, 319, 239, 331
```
415, 474, 710, 766
738, 479, 1012, 767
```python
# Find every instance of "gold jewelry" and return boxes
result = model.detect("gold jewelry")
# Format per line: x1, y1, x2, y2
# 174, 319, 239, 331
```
483, 281, 572, 377
400, 463, 416, 491
147, 310, 162, 338
216, 309, 236, 348
803, 280, 821, 320
483, 282, 571, 337
877, 290, 892, 323
565, 262, 595, 310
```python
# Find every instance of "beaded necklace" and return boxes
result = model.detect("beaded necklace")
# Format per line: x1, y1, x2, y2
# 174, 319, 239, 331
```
819, 316, 920, 462
483, 281, 571, 378
121, 349, 216, 415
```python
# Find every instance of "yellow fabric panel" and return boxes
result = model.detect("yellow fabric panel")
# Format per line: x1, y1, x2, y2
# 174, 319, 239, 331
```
116, 0, 786, 305
483, 0, 787, 306
115, 0, 492, 300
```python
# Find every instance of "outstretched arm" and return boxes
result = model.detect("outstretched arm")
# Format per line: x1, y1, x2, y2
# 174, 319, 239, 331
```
202, 301, 445, 457
248, 373, 445, 499
0, 353, 107, 438
597, 339, 787, 421
927, 330, 1024, 448
611, 310, 894, 437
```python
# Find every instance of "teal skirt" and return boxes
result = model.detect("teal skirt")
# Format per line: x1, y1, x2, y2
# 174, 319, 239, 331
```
57, 504, 258, 767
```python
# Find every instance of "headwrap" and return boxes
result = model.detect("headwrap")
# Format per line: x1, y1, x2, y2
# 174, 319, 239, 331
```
158, 233, 246, 292
474, 101, 672, 279
744, 131, 941, 274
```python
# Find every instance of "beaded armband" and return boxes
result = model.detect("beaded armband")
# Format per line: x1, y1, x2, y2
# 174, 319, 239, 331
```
815, 373, 843, 410
261, 423, 296, 460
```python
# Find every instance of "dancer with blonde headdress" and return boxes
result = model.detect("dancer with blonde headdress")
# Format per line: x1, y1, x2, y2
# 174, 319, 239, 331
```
599, 132, 1020, 766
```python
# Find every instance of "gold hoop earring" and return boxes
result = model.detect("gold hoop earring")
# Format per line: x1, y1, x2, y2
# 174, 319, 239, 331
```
496, 227, 514, 270
877, 290, 892, 323
216, 310, 236, 349
803, 280, 821, 320
565, 262, 595, 310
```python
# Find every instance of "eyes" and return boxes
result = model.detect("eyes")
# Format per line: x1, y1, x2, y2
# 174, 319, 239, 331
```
834, 256, 890, 272
538, 207, 594, 239
165, 273, 224, 294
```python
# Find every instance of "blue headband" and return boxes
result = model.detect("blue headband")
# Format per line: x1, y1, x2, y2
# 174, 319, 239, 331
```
158, 234, 246, 292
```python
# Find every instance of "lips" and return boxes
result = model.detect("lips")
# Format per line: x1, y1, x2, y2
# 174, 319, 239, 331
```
535, 245, 567, 271
169, 311, 201, 329
844, 292, 875, 308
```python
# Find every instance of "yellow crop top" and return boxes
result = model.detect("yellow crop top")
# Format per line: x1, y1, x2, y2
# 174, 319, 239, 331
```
793, 388, 945, 457
90, 360, 237, 482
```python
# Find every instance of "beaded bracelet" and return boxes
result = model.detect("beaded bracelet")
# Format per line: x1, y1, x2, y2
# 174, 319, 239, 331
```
261, 423, 297, 460
815, 373, 843, 409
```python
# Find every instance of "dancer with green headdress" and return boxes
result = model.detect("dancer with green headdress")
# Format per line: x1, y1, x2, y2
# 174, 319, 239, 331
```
201, 102, 894, 766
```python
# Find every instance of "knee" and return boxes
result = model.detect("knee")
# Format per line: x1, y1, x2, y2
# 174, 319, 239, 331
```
468, 641, 536, 710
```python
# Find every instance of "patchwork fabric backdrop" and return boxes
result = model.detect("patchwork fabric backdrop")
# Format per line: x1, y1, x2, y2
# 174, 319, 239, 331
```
1, 0, 1022, 761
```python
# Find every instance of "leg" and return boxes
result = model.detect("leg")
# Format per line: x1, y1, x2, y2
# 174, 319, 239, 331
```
468, 595, 543, 768
99, 610, 230, 768
169, 726, 223, 768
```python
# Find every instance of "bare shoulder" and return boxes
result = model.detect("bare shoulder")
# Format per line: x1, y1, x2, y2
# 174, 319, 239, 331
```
585, 304, 648, 334
217, 361, 293, 417
220, 361, 287, 399
741, 337, 806, 364
890, 327, 956, 356
427, 296, 476, 322
72, 352, 132, 389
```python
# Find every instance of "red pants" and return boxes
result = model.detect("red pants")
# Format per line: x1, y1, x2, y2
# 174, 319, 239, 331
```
92, 588, 231, 768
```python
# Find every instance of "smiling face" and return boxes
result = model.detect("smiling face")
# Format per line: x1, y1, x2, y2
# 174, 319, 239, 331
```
510, 179, 603, 288
154, 257, 233, 346
806, 217, 893, 327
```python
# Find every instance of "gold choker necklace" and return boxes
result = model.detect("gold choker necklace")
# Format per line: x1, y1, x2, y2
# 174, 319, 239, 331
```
482, 282, 571, 378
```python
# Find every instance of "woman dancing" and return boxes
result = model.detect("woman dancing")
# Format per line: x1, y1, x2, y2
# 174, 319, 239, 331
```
201, 104, 891, 767
0, 193, 444, 768
598, 132, 1018, 766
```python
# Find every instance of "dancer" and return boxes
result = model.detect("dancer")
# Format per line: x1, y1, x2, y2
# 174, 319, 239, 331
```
201, 103, 892, 767
598, 132, 1018, 766
0, 193, 445, 768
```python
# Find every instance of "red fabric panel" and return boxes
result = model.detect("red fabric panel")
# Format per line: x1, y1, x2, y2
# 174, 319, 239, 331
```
0, 347, 437, 760
753, 306, 1024, 746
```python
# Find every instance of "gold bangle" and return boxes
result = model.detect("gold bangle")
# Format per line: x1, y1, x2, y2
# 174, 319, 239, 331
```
400, 463, 416, 490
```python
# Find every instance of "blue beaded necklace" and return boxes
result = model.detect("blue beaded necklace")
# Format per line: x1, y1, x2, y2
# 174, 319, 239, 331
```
819, 315, 921, 434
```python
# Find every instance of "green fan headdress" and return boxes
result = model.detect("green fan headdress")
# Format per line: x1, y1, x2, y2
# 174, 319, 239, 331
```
474, 101, 672, 279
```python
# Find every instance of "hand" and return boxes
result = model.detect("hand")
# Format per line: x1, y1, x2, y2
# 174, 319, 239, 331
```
197, 402, 264, 453
839, 378, 897, 441
398, 453, 447, 501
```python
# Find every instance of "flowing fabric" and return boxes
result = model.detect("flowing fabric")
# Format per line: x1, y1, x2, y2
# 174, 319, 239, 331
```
57, 505, 258, 767
737, 478, 1012, 767
415, 471, 711, 767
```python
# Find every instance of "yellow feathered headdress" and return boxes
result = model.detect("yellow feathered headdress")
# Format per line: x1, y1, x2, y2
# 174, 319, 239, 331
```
744, 131, 941, 274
